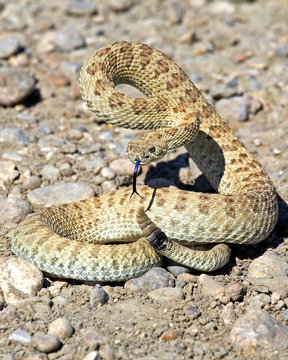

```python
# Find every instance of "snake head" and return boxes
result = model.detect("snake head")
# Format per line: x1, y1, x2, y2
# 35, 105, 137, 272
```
126, 138, 168, 165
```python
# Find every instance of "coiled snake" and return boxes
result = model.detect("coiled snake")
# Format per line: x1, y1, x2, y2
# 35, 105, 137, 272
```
12, 41, 278, 281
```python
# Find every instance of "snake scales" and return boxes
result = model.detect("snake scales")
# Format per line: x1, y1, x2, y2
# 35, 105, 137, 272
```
12, 41, 278, 282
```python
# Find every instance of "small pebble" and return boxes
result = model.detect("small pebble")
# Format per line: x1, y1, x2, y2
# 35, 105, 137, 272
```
160, 328, 179, 342
0, 127, 30, 144
68, 128, 84, 141
225, 282, 247, 302
27, 182, 95, 207
23, 176, 42, 190
82, 352, 101, 360
221, 303, 236, 325
41, 164, 60, 181
0, 68, 35, 106
83, 330, 107, 347
125, 268, 174, 292
2, 151, 23, 162
52, 295, 69, 306
48, 74, 70, 87
66, 0, 98, 16
198, 274, 225, 298
8, 329, 31, 345
54, 26, 85, 51
48, 317, 74, 340
0, 36, 21, 59
90, 284, 109, 307
109, 0, 132, 12
167, 265, 190, 277
148, 287, 184, 304
32, 334, 61, 353
100, 167, 115, 180
184, 302, 201, 319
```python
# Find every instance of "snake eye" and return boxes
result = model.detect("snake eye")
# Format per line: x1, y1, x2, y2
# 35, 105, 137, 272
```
149, 146, 156, 153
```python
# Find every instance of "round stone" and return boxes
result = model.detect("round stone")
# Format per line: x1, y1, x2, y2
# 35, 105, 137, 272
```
0, 68, 35, 106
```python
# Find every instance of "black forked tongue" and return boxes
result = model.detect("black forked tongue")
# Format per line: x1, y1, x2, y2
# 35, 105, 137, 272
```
130, 160, 142, 198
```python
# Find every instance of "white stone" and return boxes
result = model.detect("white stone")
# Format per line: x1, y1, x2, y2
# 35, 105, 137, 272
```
48, 317, 74, 340
0, 257, 44, 304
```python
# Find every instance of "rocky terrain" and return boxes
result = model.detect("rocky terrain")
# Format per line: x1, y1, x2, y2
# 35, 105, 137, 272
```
0, 0, 288, 359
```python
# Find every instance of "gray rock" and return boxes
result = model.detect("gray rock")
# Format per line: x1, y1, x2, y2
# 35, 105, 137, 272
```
225, 282, 247, 302
23, 176, 42, 190
100, 167, 115, 180
198, 274, 225, 298
0, 198, 32, 225
32, 334, 61, 353
0, 68, 35, 106
167, 265, 190, 277
27, 182, 95, 207
148, 287, 184, 304
247, 252, 288, 278
2, 151, 23, 162
41, 164, 60, 181
124, 267, 174, 292
54, 26, 85, 51
90, 285, 109, 307
83, 330, 108, 347
215, 96, 250, 122
8, 329, 31, 345
230, 310, 288, 353
0, 36, 21, 59
66, 0, 98, 16
0, 127, 30, 144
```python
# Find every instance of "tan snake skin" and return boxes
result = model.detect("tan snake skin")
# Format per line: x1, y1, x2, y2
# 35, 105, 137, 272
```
12, 41, 278, 282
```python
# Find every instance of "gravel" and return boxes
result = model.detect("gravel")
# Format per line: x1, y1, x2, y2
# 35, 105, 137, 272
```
0, 0, 287, 359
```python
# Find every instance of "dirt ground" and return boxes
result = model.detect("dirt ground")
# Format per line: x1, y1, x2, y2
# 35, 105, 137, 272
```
0, 0, 288, 359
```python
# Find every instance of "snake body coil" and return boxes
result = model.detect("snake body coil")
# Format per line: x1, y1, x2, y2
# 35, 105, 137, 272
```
12, 42, 278, 281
